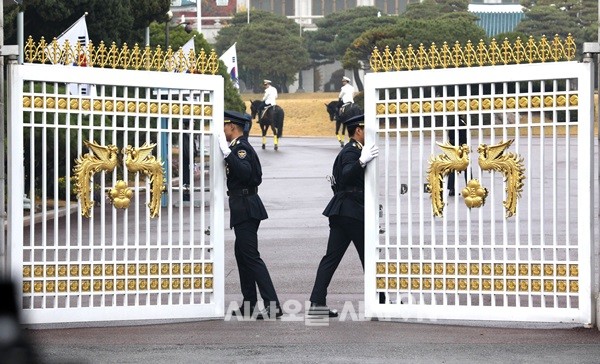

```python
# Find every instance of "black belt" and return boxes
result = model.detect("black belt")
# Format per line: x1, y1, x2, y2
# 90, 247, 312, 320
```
343, 187, 363, 193
227, 187, 258, 196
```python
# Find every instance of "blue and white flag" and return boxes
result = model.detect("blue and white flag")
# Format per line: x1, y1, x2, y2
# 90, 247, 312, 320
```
219, 43, 239, 89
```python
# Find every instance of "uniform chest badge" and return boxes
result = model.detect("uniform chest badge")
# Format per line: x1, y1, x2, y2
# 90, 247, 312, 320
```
237, 150, 247, 159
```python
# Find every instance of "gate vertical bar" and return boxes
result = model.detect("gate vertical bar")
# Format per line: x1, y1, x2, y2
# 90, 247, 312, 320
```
580, 52, 596, 326
7, 60, 24, 300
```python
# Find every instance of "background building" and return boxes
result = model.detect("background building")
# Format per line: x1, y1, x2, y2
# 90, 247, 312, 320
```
171, 0, 524, 92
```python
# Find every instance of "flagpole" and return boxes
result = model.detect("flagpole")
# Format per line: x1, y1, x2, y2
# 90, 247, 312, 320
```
197, 0, 201, 34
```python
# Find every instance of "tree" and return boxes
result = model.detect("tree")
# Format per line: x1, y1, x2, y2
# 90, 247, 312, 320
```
149, 22, 245, 112
514, 6, 585, 51
403, 0, 471, 19
343, 18, 487, 72
305, 6, 397, 90
342, 0, 486, 74
517, 0, 598, 56
5, 0, 171, 46
215, 10, 310, 93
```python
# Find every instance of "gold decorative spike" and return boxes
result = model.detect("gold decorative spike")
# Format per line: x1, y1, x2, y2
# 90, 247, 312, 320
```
427, 142, 470, 217
24, 36, 219, 74
122, 143, 165, 218
462, 179, 488, 209
477, 139, 525, 217
73, 140, 119, 217
108, 180, 133, 209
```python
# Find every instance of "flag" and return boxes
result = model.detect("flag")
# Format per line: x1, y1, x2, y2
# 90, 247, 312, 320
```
219, 43, 239, 89
50, 14, 94, 96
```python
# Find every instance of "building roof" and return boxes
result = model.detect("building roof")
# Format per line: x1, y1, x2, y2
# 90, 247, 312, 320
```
468, 4, 526, 37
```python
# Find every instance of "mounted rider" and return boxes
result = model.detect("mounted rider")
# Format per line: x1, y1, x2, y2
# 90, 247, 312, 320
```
337, 76, 355, 117
259, 79, 278, 119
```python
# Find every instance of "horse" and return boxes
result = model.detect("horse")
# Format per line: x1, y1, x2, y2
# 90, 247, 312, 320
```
325, 100, 363, 147
250, 100, 285, 150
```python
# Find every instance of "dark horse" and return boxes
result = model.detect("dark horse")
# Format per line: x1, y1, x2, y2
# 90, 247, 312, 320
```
250, 100, 285, 150
325, 100, 363, 147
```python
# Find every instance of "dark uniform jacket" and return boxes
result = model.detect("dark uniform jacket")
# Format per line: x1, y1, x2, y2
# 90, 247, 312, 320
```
323, 138, 364, 222
225, 136, 268, 227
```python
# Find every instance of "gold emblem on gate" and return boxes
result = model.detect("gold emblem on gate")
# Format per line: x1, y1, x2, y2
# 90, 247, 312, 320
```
73, 140, 165, 218
426, 142, 470, 217
426, 139, 525, 217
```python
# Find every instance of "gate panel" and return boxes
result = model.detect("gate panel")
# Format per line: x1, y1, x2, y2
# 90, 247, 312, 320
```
364, 62, 594, 324
8, 64, 225, 324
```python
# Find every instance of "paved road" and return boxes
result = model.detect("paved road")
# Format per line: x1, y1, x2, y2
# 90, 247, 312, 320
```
22, 136, 600, 363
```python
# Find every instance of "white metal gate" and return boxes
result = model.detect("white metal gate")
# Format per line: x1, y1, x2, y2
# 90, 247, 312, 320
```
7, 62, 225, 324
364, 58, 595, 324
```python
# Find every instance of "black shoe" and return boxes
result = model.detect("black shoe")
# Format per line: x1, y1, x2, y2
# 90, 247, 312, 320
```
448, 189, 455, 196
307, 303, 338, 318
258, 305, 283, 320
232, 302, 258, 319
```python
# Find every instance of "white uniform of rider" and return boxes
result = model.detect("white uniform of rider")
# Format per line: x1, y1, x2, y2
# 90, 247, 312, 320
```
338, 76, 355, 104
262, 79, 278, 107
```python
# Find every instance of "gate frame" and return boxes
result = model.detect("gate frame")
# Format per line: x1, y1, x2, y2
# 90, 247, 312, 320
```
364, 61, 596, 325
7, 62, 226, 324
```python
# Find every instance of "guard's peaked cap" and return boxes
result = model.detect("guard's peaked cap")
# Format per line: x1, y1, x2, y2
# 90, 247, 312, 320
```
343, 114, 364, 127
224, 110, 251, 127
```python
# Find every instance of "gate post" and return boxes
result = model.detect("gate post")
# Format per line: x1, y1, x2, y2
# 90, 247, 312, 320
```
0, 49, 19, 279
583, 42, 600, 330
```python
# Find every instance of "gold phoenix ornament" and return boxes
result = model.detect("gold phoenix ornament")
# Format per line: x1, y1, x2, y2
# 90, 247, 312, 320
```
426, 139, 525, 217
426, 142, 471, 217
73, 140, 119, 217
73, 141, 165, 218
477, 140, 525, 217
122, 143, 166, 218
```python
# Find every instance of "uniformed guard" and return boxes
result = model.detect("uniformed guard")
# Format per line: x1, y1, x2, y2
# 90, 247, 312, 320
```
218, 110, 282, 320
307, 114, 379, 317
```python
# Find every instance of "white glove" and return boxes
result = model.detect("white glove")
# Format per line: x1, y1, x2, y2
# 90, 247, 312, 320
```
218, 133, 231, 158
359, 144, 379, 166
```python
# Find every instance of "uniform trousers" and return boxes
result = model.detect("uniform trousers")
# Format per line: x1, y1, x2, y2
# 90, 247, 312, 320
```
310, 215, 365, 305
233, 218, 279, 307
